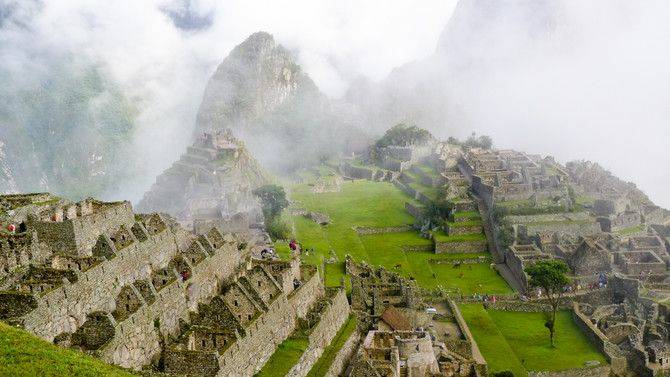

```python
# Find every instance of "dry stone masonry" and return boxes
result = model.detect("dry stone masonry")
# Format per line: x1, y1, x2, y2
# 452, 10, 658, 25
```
0, 193, 332, 376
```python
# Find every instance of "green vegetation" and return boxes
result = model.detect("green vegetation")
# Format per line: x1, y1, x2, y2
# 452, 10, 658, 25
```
287, 179, 510, 294
447, 132, 493, 149
447, 219, 483, 228
525, 260, 570, 347
0, 321, 136, 377
459, 305, 607, 376
254, 184, 290, 220
273, 240, 293, 260
307, 316, 357, 377
433, 231, 486, 243
422, 189, 452, 227
324, 262, 346, 288
375, 123, 433, 148
255, 336, 310, 377
615, 224, 645, 236
267, 215, 292, 241
254, 184, 290, 240
453, 211, 481, 219
408, 181, 441, 201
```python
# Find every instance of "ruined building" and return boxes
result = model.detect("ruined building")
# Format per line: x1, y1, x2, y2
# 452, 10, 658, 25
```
0, 193, 330, 376
137, 129, 268, 234
574, 275, 670, 377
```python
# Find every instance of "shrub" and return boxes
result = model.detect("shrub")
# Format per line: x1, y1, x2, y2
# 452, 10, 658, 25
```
253, 184, 289, 221
492, 371, 515, 377
267, 216, 292, 241
375, 123, 433, 148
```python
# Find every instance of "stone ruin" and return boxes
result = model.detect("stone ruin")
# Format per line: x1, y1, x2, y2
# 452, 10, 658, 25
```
347, 257, 482, 376
0, 192, 331, 376
137, 129, 268, 235
375, 143, 435, 173
461, 148, 568, 205
350, 330, 441, 376
574, 275, 670, 377
347, 257, 422, 323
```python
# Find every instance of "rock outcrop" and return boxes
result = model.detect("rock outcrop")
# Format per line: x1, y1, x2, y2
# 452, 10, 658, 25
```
137, 129, 268, 233
194, 31, 369, 173
195, 31, 320, 135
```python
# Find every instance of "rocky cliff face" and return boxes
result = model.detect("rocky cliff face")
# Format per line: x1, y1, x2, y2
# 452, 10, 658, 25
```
194, 32, 369, 173
195, 31, 320, 135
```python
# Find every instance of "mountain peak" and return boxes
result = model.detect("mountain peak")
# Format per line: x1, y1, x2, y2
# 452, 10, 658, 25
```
194, 31, 317, 135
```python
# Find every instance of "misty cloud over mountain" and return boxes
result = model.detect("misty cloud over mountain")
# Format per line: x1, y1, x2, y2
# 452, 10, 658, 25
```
0, 0, 668, 208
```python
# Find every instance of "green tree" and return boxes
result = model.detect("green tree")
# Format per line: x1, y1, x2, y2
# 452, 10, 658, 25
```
267, 216, 292, 241
253, 184, 289, 221
464, 132, 494, 150
422, 187, 453, 227
525, 260, 570, 347
375, 123, 433, 148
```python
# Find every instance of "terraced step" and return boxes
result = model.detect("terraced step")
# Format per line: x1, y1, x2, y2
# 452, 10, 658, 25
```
444, 221, 484, 236
432, 232, 488, 254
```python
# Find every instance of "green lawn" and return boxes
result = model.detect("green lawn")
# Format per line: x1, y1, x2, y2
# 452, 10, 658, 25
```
307, 316, 357, 377
0, 321, 136, 377
287, 179, 510, 295
458, 305, 607, 376
453, 211, 481, 219
433, 231, 487, 243
255, 336, 310, 377
447, 219, 483, 227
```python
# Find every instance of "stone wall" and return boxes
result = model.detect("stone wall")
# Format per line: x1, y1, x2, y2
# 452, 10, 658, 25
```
528, 365, 611, 377
29, 201, 135, 256
447, 299, 487, 371
471, 175, 494, 209
324, 326, 361, 377
415, 191, 433, 206
14, 217, 247, 372
572, 303, 627, 375
393, 180, 417, 199
20, 228, 181, 341
504, 248, 529, 293
339, 163, 374, 180
525, 222, 601, 237
355, 225, 413, 235
445, 224, 483, 236
405, 202, 424, 219
434, 240, 488, 254
214, 269, 324, 376
287, 289, 350, 377
97, 241, 243, 369
506, 212, 591, 224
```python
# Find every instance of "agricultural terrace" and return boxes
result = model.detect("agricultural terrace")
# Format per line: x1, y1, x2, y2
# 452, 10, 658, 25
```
459, 304, 607, 376
279, 176, 512, 295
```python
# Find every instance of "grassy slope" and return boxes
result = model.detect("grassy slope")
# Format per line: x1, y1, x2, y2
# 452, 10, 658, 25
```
0, 322, 136, 377
255, 336, 310, 377
459, 305, 607, 376
306, 316, 356, 377
288, 179, 511, 294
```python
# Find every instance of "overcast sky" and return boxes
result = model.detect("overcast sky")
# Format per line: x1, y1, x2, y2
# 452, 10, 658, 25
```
1, 0, 669, 207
